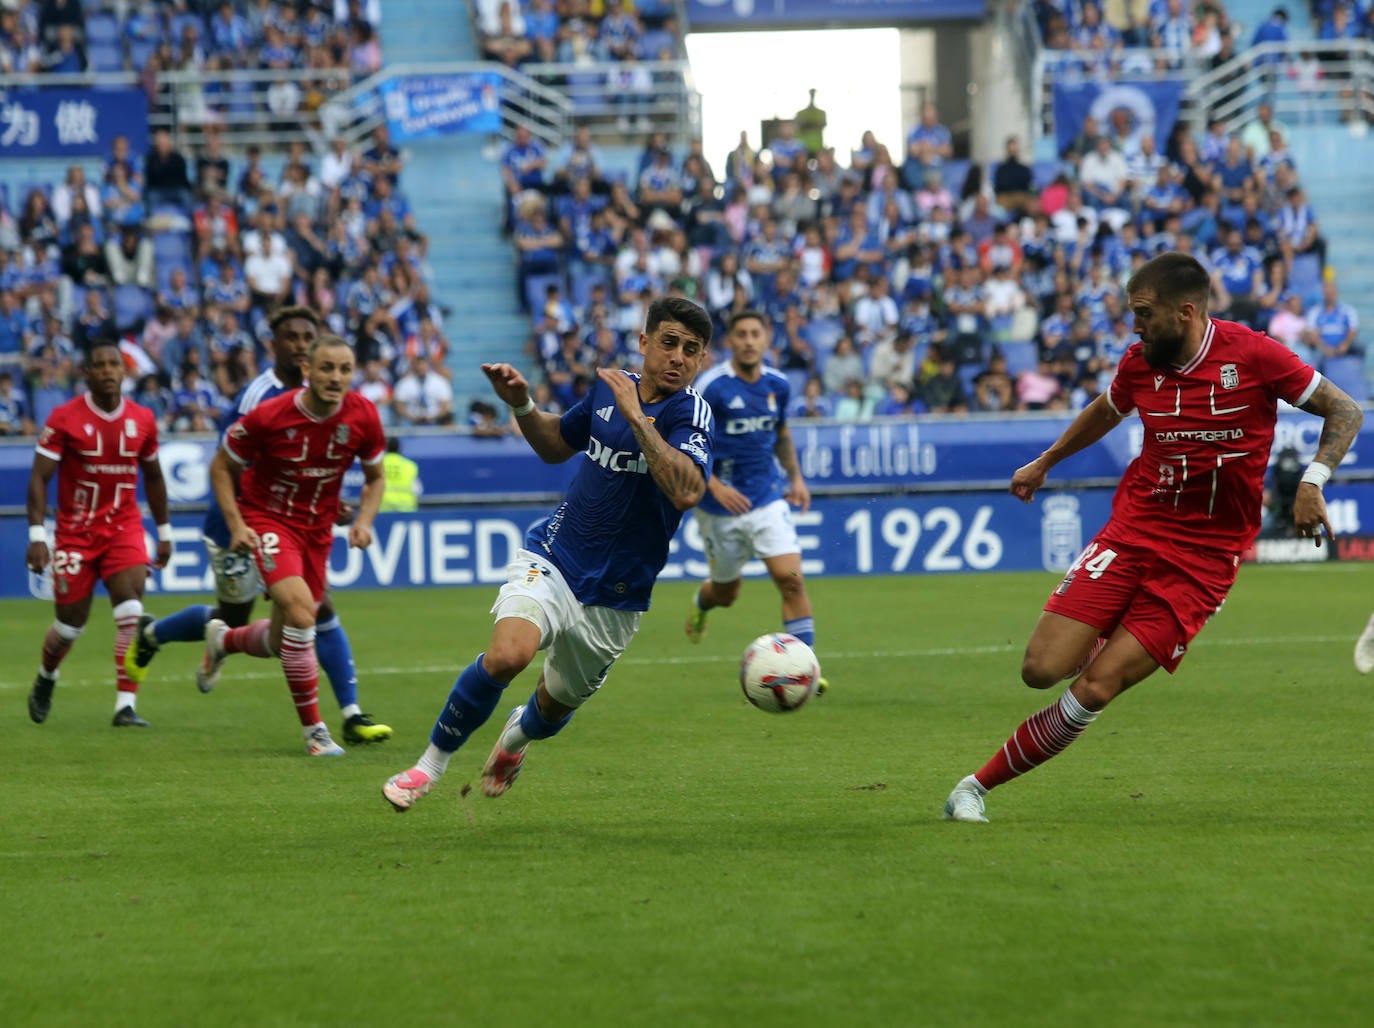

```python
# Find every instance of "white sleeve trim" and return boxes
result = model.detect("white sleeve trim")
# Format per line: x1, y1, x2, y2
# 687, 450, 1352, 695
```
221, 440, 249, 466
1294, 370, 1321, 408
35, 445, 62, 462
361, 451, 385, 465
1104, 391, 1130, 418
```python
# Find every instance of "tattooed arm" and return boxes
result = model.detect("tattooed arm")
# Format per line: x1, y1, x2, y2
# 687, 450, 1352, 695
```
598, 368, 707, 511
1295, 377, 1364, 545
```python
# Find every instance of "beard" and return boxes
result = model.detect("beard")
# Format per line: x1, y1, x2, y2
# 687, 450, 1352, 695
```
1142, 329, 1188, 369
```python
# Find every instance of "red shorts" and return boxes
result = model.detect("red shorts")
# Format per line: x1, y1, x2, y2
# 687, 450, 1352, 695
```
51, 523, 149, 603
1044, 525, 1241, 674
244, 514, 333, 604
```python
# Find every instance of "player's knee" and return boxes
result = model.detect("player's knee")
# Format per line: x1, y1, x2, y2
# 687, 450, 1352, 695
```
282, 599, 316, 630
482, 640, 536, 682
1020, 652, 1061, 690
1071, 673, 1117, 712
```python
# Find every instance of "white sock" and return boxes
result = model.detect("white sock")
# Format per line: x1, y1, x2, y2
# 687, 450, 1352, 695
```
303, 721, 327, 740
114, 692, 136, 712
962, 774, 988, 796
416, 744, 452, 781
340, 703, 361, 720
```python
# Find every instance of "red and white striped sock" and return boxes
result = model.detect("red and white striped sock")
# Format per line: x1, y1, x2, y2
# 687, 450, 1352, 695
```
973, 688, 1100, 791
40, 620, 83, 679
224, 619, 274, 658
113, 599, 142, 700
279, 625, 320, 728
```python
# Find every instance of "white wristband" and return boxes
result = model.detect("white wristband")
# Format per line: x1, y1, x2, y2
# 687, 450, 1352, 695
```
157, 523, 173, 542
1301, 462, 1332, 489
510, 398, 536, 417
28, 524, 46, 544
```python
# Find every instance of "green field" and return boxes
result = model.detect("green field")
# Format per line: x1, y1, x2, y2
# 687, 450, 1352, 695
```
1, 565, 1372, 1027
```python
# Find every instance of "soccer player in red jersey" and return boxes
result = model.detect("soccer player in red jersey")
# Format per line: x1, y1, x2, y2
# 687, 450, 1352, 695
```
944, 252, 1365, 822
203, 334, 386, 756
26, 340, 173, 727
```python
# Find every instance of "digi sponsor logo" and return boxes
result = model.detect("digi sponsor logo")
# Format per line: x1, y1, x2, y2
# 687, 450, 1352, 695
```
585, 437, 648, 474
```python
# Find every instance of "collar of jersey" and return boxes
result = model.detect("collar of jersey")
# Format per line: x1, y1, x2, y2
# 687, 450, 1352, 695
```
1172, 319, 1216, 377
83, 393, 126, 422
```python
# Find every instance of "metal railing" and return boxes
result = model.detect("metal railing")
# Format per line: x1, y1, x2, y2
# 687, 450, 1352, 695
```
518, 60, 700, 144
1185, 40, 1374, 134
319, 61, 574, 149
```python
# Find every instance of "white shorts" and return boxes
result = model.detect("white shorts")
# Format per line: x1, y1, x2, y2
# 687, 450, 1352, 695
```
694, 499, 801, 583
490, 549, 641, 709
204, 537, 263, 605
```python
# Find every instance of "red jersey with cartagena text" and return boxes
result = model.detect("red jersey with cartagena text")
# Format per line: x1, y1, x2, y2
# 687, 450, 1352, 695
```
222, 389, 385, 532
35, 395, 160, 535
1106, 318, 1319, 552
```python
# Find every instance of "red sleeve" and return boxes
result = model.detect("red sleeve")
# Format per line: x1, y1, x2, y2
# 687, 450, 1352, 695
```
223, 404, 263, 464
1106, 346, 1144, 417
35, 407, 69, 462
1257, 333, 1320, 406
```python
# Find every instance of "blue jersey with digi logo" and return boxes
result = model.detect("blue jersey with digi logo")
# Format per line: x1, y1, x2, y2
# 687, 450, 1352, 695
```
526, 372, 713, 611
202, 368, 288, 547
693, 362, 791, 516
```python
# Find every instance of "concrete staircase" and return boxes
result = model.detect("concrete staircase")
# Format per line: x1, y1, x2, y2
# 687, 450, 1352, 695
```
381, 2, 529, 407
1284, 125, 1374, 368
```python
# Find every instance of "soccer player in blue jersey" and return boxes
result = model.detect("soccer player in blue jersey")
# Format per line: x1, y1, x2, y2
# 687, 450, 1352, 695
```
124, 306, 392, 745
382, 296, 714, 811
683, 311, 827, 693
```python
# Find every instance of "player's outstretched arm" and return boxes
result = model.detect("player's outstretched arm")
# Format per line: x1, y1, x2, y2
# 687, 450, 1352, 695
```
1295, 377, 1364, 545
142, 456, 173, 568
1011, 393, 1123, 503
25, 454, 57, 572
482, 362, 576, 463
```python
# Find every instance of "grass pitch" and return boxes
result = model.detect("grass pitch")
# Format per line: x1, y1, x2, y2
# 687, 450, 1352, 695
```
1, 565, 1372, 1027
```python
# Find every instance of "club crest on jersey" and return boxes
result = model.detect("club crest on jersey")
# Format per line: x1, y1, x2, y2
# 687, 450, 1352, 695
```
766, 393, 776, 412
125, 418, 136, 437
335, 424, 350, 444
1220, 363, 1239, 389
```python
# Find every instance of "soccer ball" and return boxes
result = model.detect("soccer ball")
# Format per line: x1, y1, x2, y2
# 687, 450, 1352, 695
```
739, 633, 821, 713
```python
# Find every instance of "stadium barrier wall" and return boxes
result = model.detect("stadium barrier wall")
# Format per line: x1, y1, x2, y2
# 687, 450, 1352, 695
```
0, 413, 1354, 508
2, 486, 1367, 600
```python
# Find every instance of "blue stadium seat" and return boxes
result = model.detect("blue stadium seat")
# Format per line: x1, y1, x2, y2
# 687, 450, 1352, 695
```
113, 284, 152, 330
801, 316, 844, 353
1321, 355, 1370, 403
568, 265, 609, 309
1032, 160, 1068, 190
128, 38, 157, 70
998, 341, 1039, 376
957, 362, 983, 395
523, 272, 565, 318
942, 159, 972, 193
85, 13, 122, 46
1289, 254, 1324, 306
88, 43, 124, 73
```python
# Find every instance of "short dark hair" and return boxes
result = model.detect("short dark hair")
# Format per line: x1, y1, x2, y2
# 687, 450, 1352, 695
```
1126, 252, 1211, 310
308, 333, 354, 359
727, 309, 768, 334
84, 339, 123, 366
270, 305, 320, 333
386, 436, 401, 454
645, 296, 712, 348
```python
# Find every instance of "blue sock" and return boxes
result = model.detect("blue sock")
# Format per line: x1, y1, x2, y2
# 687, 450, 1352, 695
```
519, 691, 573, 741
784, 617, 815, 647
315, 615, 358, 710
154, 605, 213, 645
430, 655, 506, 753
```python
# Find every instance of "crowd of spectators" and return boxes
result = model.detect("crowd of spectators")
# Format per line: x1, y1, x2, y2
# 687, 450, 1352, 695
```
0, 113, 459, 438
500, 84, 1363, 423
474, 0, 683, 69
1, 1, 384, 85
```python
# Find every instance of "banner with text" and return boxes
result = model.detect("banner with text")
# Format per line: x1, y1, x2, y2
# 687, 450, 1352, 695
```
0, 88, 149, 158
5, 487, 1370, 599
684, 0, 986, 29
377, 73, 503, 142
1051, 79, 1184, 157
0, 411, 1360, 509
